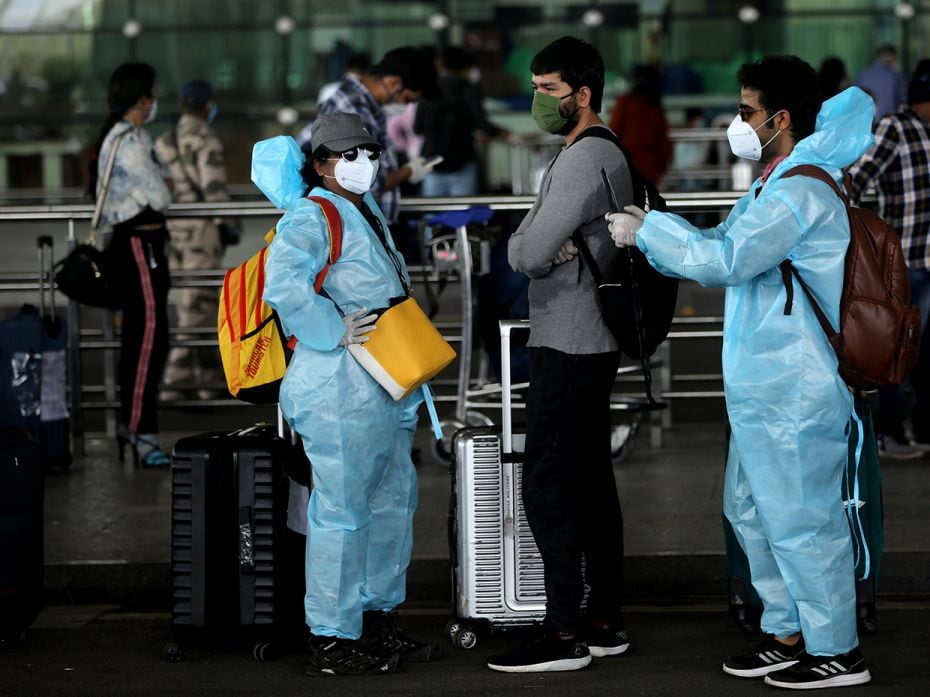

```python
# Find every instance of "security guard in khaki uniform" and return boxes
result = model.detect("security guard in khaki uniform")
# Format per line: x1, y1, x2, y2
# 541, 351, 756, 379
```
155, 80, 239, 399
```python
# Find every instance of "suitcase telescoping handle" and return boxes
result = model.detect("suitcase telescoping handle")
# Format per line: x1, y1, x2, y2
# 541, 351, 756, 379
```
499, 319, 530, 456
37, 235, 55, 319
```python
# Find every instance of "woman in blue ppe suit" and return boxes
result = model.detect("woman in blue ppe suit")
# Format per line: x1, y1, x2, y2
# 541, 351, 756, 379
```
253, 113, 440, 676
608, 57, 874, 690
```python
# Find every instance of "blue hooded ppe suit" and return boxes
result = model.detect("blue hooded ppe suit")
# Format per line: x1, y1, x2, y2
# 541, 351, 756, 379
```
634, 88, 874, 656
253, 136, 422, 640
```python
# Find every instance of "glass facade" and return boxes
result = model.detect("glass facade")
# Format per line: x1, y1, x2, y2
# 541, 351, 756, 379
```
0, 0, 927, 189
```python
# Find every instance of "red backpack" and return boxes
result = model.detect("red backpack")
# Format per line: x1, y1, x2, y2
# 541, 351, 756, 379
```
780, 165, 920, 391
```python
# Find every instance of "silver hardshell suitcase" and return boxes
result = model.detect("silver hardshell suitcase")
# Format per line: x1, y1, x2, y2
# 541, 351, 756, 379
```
448, 320, 546, 649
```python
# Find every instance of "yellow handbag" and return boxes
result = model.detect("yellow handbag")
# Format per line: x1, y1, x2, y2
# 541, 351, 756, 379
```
348, 297, 456, 400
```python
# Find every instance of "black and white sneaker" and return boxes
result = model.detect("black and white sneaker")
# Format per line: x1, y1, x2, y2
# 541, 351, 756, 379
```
723, 634, 807, 678
304, 635, 402, 676
487, 632, 591, 673
361, 611, 442, 663
764, 647, 871, 689
587, 625, 631, 657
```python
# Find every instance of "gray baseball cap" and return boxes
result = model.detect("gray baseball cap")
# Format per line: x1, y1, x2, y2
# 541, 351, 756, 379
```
309, 113, 382, 154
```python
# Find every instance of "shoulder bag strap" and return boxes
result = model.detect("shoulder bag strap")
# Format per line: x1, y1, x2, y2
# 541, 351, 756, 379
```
306, 195, 343, 292
90, 129, 130, 240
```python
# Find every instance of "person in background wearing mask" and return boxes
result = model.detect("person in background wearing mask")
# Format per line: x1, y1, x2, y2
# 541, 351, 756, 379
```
487, 36, 632, 674
414, 45, 510, 197
848, 60, 930, 459
299, 46, 441, 232
254, 113, 441, 676
607, 55, 874, 690
155, 79, 240, 401
89, 62, 172, 467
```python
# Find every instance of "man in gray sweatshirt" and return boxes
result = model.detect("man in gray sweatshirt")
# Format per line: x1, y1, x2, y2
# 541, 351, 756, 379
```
486, 36, 634, 674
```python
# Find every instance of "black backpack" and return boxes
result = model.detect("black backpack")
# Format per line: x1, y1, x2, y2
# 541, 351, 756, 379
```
570, 127, 679, 402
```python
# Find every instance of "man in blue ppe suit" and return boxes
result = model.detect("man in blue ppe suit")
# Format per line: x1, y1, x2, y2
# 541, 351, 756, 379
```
253, 114, 440, 675
608, 56, 874, 690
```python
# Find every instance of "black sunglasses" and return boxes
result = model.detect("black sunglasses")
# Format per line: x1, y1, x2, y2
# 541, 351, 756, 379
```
738, 105, 768, 121
337, 146, 382, 162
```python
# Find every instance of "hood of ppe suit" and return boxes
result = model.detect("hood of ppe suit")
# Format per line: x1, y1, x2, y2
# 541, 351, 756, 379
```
778, 86, 875, 176
251, 135, 306, 210
634, 86, 872, 655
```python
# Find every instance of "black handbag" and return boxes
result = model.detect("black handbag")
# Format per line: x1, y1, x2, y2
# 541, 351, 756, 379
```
53, 243, 114, 309
54, 130, 128, 309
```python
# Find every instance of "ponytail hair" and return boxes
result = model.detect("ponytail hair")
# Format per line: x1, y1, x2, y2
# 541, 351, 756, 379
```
88, 62, 156, 199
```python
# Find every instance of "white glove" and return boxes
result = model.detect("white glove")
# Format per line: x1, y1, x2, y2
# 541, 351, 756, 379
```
406, 155, 435, 185
338, 308, 378, 346
606, 205, 647, 248
552, 239, 578, 265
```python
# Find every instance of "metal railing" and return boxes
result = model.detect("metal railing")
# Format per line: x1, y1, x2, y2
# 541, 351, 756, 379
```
0, 192, 768, 454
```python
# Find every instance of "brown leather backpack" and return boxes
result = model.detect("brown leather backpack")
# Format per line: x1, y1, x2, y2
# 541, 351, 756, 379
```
779, 164, 921, 391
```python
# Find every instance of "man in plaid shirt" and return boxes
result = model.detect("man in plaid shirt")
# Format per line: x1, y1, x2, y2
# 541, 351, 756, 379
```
299, 46, 439, 225
849, 59, 930, 458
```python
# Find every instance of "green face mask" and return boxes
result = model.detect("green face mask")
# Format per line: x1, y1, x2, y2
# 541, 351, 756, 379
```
531, 90, 576, 134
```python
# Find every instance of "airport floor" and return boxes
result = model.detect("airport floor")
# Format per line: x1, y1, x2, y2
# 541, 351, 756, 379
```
8, 412, 930, 697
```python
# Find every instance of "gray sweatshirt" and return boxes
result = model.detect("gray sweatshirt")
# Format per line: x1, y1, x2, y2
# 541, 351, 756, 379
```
509, 125, 634, 354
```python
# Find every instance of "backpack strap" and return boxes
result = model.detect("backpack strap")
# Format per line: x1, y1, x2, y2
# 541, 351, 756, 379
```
307, 195, 343, 291
571, 131, 660, 403
778, 165, 842, 337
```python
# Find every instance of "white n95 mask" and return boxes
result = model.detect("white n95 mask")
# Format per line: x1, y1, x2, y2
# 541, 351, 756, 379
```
143, 98, 158, 124
726, 111, 781, 161
329, 151, 380, 194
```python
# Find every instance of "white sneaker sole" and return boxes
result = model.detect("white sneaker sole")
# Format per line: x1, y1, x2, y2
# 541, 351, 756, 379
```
589, 642, 631, 657
764, 668, 871, 689
487, 655, 592, 673
722, 659, 799, 678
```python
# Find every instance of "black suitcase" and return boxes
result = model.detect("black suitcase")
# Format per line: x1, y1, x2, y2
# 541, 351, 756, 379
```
166, 423, 307, 662
0, 426, 44, 646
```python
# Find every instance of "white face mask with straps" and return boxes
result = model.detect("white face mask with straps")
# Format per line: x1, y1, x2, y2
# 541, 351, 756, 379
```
726, 110, 782, 161
143, 97, 158, 125
325, 151, 380, 195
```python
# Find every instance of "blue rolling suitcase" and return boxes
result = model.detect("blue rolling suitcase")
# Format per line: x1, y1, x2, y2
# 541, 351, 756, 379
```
0, 236, 71, 471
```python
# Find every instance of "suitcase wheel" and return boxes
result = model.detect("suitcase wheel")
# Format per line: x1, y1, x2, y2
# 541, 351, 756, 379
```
253, 641, 277, 662
162, 642, 183, 662
445, 620, 478, 650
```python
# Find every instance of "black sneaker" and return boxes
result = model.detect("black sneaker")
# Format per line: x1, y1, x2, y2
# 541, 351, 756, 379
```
722, 634, 806, 678
487, 632, 591, 673
304, 635, 402, 676
361, 611, 442, 662
587, 625, 631, 657
764, 647, 871, 689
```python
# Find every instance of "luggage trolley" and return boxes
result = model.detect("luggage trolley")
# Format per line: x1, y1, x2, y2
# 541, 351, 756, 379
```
420, 207, 504, 464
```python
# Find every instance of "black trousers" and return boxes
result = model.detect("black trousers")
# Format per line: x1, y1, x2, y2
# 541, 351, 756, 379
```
521, 346, 625, 634
108, 223, 171, 434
